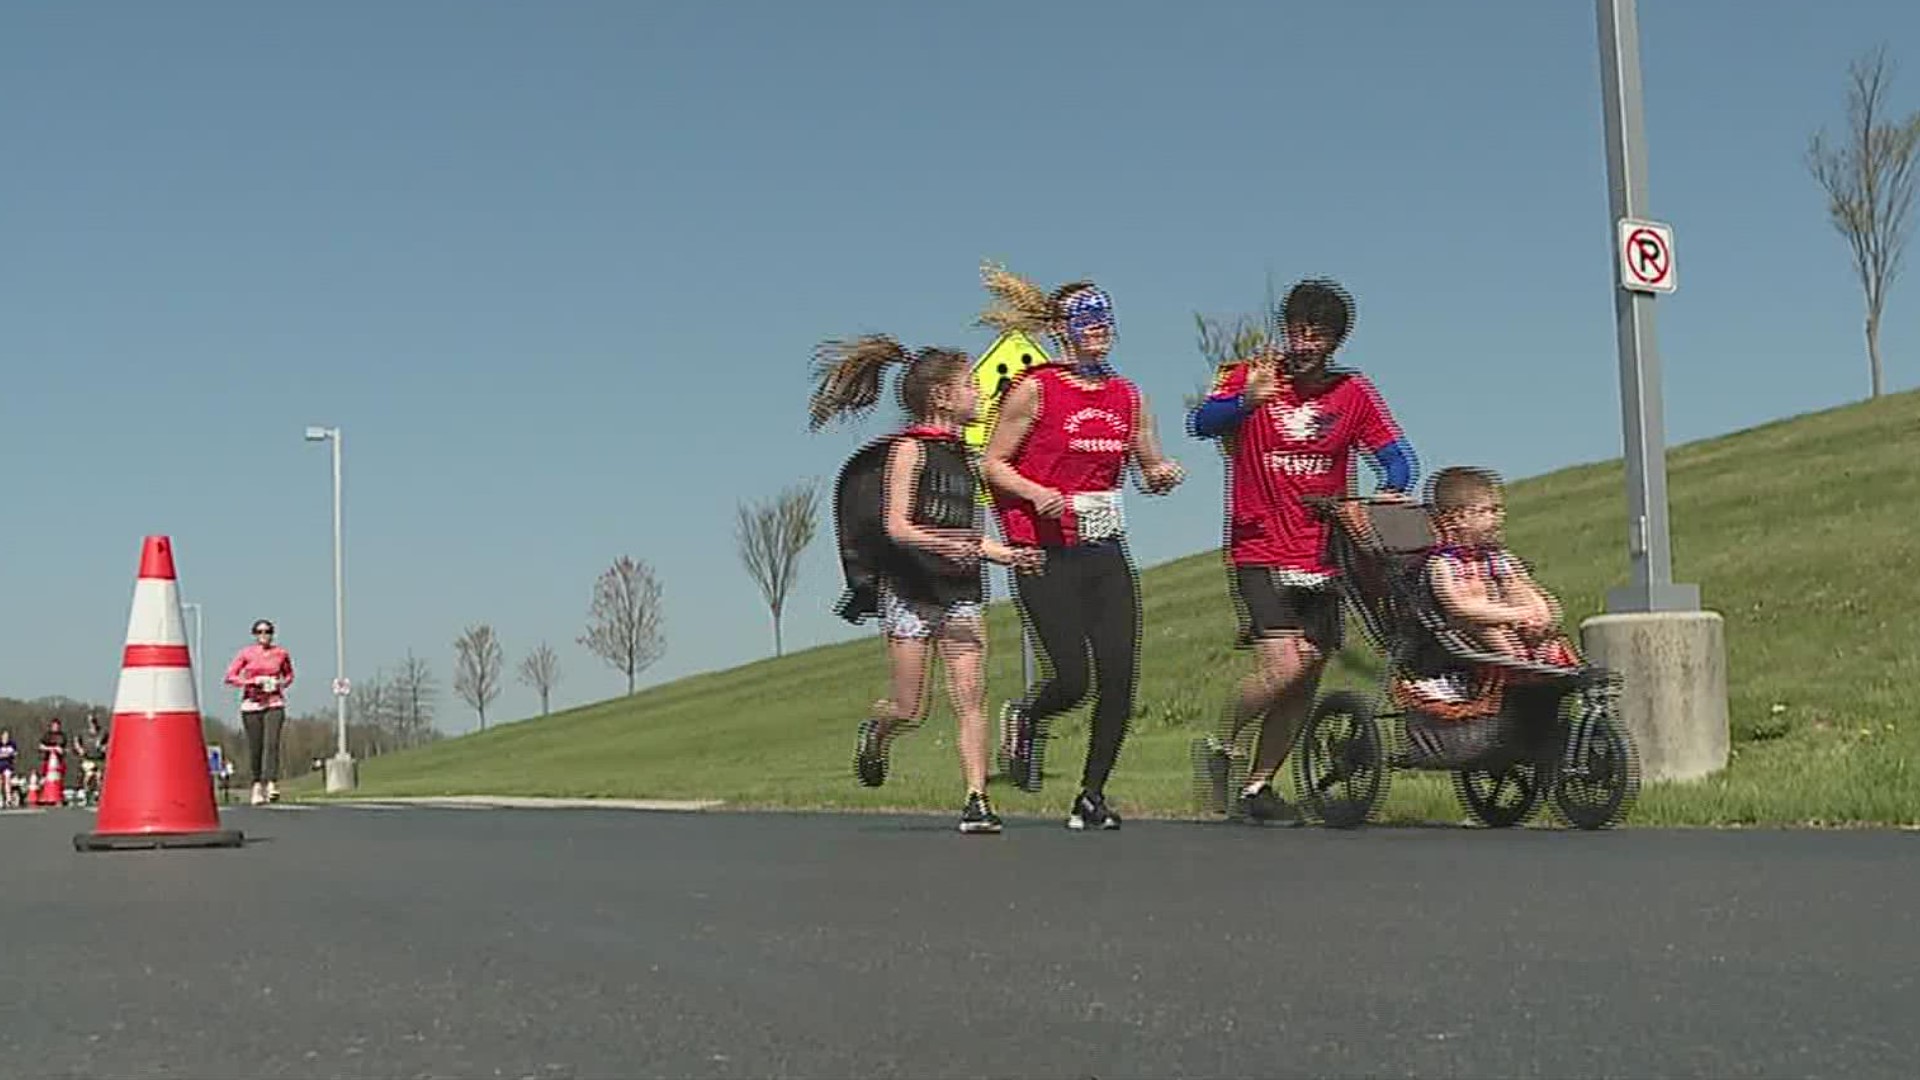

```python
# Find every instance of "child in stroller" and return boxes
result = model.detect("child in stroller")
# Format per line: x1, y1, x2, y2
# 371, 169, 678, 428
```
1283, 481, 1640, 831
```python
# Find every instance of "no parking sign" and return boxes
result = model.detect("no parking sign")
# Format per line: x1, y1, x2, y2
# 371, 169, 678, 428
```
1618, 217, 1676, 294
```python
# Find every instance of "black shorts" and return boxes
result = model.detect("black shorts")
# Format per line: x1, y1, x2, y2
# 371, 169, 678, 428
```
1230, 566, 1345, 653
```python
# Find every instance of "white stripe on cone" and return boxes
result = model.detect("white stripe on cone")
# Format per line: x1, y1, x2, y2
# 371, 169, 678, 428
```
114, 666, 199, 715
124, 578, 190, 648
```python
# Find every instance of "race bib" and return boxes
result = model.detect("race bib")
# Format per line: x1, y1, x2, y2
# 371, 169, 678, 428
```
1071, 489, 1126, 541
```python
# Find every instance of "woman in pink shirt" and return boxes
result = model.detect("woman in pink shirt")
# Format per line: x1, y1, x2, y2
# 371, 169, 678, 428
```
225, 619, 294, 805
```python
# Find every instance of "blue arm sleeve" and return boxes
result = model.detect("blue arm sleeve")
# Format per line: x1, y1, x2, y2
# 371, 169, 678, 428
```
1366, 437, 1418, 493
1188, 393, 1252, 439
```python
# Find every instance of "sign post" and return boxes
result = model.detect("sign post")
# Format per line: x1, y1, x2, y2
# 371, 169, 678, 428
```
965, 331, 1051, 698
1595, 0, 1696, 614
1582, 0, 1729, 787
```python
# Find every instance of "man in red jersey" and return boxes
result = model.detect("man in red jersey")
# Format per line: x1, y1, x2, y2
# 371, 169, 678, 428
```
980, 268, 1184, 832
1187, 279, 1418, 822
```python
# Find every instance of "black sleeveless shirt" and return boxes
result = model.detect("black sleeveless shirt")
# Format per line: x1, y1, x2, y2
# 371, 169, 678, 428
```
831, 430, 986, 623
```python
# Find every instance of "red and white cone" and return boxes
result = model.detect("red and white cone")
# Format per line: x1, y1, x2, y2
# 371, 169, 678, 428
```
74, 536, 244, 852
37, 751, 64, 807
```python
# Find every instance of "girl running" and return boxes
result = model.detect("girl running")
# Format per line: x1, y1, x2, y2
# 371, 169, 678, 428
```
976, 264, 1185, 831
225, 619, 294, 805
812, 334, 1044, 835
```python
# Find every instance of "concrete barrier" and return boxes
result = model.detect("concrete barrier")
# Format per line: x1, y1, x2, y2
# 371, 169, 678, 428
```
1580, 610, 1729, 783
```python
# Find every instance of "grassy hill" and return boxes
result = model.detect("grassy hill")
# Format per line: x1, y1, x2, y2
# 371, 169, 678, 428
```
299, 390, 1920, 826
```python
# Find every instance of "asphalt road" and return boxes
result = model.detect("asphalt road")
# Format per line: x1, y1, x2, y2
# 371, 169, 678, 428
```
3, 803, 1915, 1080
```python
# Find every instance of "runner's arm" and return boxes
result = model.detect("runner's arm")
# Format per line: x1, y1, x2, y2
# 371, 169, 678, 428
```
883, 439, 977, 563
1353, 377, 1418, 495
1130, 393, 1175, 472
223, 651, 249, 688
1188, 363, 1254, 439
982, 377, 1053, 504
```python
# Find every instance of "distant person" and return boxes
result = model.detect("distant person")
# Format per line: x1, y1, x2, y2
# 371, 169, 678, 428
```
0, 729, 17, 807
977, 264, 1185, 831
813, 332, 1044, 835
225, 619, 294, 805
1187, 278, 1418, 822
38, 719, 68, 804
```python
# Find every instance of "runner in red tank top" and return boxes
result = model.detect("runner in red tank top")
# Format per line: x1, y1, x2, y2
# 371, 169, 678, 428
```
1187, 279, 1419, 823
977, 263, 1185, 832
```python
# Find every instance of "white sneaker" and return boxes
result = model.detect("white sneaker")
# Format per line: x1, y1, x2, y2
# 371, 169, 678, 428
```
250, 783, 267, 806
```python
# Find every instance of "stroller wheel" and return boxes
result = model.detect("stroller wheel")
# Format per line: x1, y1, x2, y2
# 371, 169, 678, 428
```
1453, 759, 1545, 828
1551, 705, 1641, 831
1292, 691, 1391, 829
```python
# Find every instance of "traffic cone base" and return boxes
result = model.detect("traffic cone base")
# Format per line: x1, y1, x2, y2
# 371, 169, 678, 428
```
74, 827, 245, 852
76, 536, 245, 853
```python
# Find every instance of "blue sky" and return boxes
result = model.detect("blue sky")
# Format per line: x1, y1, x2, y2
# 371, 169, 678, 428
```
3, 1, 1916, 730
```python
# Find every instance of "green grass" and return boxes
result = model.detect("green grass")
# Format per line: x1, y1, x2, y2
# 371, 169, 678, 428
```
299, 390, 1920, 826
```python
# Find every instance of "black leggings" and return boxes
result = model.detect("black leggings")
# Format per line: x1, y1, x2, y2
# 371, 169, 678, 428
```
1013, 540, 1142, 794
243, 708, 285, 783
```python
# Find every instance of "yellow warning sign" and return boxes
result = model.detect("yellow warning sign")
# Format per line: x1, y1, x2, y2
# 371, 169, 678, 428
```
963, 330, 1051, 504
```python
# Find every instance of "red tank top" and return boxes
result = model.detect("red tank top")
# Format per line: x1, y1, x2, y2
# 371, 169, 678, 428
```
993, 367, 1139, 548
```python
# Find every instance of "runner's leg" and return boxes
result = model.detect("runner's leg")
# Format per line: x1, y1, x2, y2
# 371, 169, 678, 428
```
1007, 552, 1093, 790
1079, 543, 1141, 798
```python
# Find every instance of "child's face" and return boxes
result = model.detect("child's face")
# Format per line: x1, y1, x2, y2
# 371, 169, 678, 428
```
936, 367, 978, 425
1440, 494, 1505, 545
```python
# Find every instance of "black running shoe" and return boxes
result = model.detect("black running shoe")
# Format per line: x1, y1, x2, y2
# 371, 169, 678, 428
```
1238, 783, 1301, 825
1002, 702, 1045, 794
1066, 790, 1121, 831
958, 791, 1003, 834
854, 719, 889, 788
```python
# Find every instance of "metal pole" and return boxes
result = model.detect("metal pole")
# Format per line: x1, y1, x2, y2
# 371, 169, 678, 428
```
182, 602, 204, 716
332, 430, 348, 759
1596, 0, 1698, 614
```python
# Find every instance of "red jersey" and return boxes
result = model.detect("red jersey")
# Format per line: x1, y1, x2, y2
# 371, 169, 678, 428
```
1209, 365, 1402, 575
993, 366, 1140, 548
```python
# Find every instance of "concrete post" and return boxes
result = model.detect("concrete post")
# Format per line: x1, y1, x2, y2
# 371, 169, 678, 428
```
1580, 612, 1729, 782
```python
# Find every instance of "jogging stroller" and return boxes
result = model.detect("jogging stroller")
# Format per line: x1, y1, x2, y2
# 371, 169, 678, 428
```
1281, 496, 1641, 831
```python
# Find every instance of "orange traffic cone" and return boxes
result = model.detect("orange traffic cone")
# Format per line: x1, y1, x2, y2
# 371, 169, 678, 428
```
74, 537, 244, 852
38, 752, 64, 807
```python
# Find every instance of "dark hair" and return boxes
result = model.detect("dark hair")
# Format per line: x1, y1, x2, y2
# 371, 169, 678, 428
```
809, 335, 972, 430
1279, 278, 1355, 346
1428, 466, 1503, 512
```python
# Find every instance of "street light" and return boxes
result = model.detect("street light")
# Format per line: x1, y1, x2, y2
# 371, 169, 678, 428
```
181, 601, 206, 719
304, 425, 357, 793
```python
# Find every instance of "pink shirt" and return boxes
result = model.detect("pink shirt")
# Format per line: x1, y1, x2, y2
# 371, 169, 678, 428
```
225, 644, 294, 712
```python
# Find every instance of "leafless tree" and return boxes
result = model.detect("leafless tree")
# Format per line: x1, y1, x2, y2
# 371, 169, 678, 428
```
579, 556, 666, 695
1807, 45, 1920, 400
516, 642, 562, 716
452, 624, 504, 730
736, 481, 820, 657
391, 650, 437, 746
1188, 311, 1271, 411
348, 669, 394, 755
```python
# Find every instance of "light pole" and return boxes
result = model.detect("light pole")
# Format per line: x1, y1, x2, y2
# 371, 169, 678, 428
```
1580, 0, 1729, 785
304, 425, 357, 792
181, 601, 206, 718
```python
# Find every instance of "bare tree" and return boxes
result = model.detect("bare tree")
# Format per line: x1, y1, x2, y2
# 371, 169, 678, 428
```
516, 642, 562, 716
1188, 311, 1271, 410
736, 481, 820, 657
348, 669, 394, 756
579, 556, 666, 695
452, 624, 504, 730
392, 650, 437, 746
1807, 45, 1920, 400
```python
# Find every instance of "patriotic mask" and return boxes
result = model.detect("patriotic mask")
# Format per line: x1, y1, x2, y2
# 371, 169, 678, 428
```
1063, 288, 1115, 343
